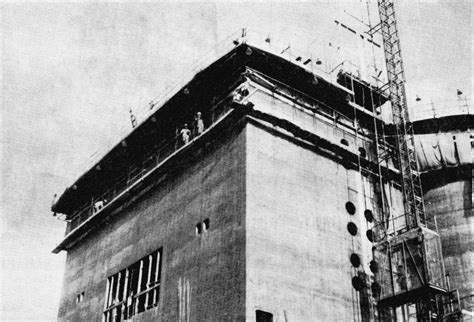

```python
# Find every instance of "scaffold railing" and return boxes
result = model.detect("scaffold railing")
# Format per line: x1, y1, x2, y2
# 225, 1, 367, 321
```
66, 94, 238, 233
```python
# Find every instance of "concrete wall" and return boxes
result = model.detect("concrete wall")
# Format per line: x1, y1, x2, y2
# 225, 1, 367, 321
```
58, 84, 402, 321
245, 122, 371, 321
247, 87, 377, 163
58, 127, 247, 321
424, 178, 473, 310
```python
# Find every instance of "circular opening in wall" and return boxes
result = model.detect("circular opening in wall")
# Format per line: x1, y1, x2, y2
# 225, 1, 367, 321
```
347, 222, 358, 236
345, 202, 356, 215
369, 260, 378, 274
350, 253, 361, 267
364, 209, 374, 222
371, 282, 381, 297
352, 276, 364, 291
340, 138, 349, 146
366, 229, 374, 242
245, 47, 253, 56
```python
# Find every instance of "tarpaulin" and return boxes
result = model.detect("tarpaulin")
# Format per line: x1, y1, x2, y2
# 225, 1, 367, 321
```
438, 133, 457, 166
454, 133, 472, 165
415, 134, 443, 171
415, 133, 472, 172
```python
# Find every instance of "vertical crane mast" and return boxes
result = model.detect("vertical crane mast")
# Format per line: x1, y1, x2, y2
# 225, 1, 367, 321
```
378, 0, 424, 229
372, 1, 462, 320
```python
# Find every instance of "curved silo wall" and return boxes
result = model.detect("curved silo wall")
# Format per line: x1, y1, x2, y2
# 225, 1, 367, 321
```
414, 121, 473, 314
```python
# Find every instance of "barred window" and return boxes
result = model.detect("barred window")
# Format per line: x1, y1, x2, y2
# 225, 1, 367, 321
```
103, 248, 162, 321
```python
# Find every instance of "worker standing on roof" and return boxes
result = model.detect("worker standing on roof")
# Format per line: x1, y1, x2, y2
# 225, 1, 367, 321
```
180, 124, 191, 145
94, 199, 107, 213
195, 112, 204, 135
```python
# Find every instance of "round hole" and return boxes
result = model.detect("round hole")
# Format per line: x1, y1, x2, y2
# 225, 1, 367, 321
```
350, 253, 361, 267
347, 222, 358, 236
340, 138, 349, 146
351, 276, 364, 291
245, 47, 253, 56
369, 260, 378, 274
366, 229, 374, 242
371, 282, 381, 298
364, 209, 374, 222
345, 202, 356, 215
358, 147, 367, 158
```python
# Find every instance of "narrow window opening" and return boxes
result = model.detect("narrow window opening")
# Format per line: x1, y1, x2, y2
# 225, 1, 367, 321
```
195, 222, 202, 235
256, 310, 273, 322
341, 138, 349, 146
203, 218, 210, 232
76, 292, 85, 303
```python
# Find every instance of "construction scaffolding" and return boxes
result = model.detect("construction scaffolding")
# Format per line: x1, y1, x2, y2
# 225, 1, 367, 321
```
370, 0, 462, 320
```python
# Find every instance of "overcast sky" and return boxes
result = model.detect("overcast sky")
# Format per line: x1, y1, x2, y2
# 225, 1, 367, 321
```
1, 1, 471, 320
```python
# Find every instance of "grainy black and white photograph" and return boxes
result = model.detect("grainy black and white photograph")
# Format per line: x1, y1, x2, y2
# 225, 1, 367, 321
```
1, 1, 472, 321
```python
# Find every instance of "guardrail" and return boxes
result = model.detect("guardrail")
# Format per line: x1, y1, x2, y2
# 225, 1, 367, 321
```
67, 95, 237, 233
371, 211, 439, 242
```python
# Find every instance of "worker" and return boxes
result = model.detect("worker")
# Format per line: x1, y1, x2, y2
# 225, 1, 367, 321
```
94, 199, 107, 212
180, 124, 191, 145
195, 112, 204, 135
232, 84, 249, 102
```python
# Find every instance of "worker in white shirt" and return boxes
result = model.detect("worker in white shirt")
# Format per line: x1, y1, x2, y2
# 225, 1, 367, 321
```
180, 124, 191, 145
195, 112, 204, 135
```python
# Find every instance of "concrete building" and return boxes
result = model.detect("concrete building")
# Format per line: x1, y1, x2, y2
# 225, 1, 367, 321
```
52, 40, 443, 321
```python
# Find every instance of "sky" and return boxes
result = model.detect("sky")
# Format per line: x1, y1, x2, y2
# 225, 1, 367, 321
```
1, 1, 472, 320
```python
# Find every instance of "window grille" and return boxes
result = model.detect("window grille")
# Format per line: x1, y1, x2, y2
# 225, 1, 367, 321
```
103, 249, 162, 321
